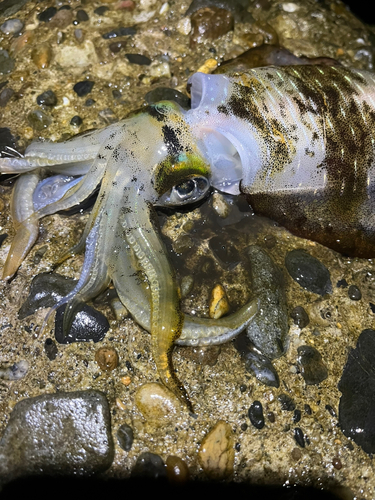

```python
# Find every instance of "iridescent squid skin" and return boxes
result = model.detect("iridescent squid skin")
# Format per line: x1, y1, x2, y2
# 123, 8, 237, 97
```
1, 64, 375, 408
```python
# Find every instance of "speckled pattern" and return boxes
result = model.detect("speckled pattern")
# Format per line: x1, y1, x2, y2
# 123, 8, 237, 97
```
1, 0, 375, 497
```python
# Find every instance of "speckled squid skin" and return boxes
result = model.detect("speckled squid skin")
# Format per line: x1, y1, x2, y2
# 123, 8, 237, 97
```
188, 65, 375, 257
2, 64, 375, 410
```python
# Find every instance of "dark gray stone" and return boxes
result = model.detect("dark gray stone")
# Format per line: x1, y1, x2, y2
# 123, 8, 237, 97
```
339, 329, 375, 454
297, 345, 328, 385
246, 245, 288, 359
0, 390, 114, 481
132, 452, 166, 478
248, 401, 265, 429
285, 249, 332, 296
145, 87, 191, 110
117, 424, 134, 451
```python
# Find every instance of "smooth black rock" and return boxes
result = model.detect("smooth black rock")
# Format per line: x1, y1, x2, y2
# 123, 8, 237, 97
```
55, 303, 109, 344
44, 338, 58, 360
293, 409, 301, 423
278, 393, 296, 411
234, 332, 280, 388
297, 345, 328, 385
0, 87, 14, 107
117, 424, 134, 452
18, 273, 77, 319
102, 26, 136, 39
285, 249, 332, 296
70, 115, 83, 126
294, 428, 305, 448
338, 329, 375, 454
37, 6, 57, 22
125, 53, 151, 65
0, 127, 16, 155
0, 233, 7, 248
131, 452, 166, 479
348, 285, 362, 301
145, 87, 191, 109
76, 9, 89, 22
290, 306, 309, 329
36, 90, 57, 107
73, 80, 94, 97
248, 401, 265, 429
336, 278, 348, 288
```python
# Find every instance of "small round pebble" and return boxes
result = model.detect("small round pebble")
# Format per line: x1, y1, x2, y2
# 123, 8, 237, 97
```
278, 393, 296, 411
117, 423, 134, 451
293, 409, 302, 423
27, 109, 52, 130
348, 284, 362, 301
290, 306, 309, 328
76, 9, 89, 22
304, 404, 312, 415
1, 19, 23, 35
294, 427, 305, 448
332, 457, 343, 470
37, 90, 57, 107
291, 447, 302, 461
248, 401, 265, 429
132, 452, 166, 479
44, 338, 58, 361
135, 382, 182, 422
166, 455, 190, 483
73, 80, 94, 97
198, 420, 234, 479
240, 423, 248, 431
70, 115, 83, 126
94, 6, 109, 16
267, 411, 275, 423
125, 53, 152, 65
95, 347, 119, 371
0, 88, 14, 107
325, 404, 336, 417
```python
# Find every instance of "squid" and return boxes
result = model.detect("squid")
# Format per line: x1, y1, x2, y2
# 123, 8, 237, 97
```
1, 64, 375, 408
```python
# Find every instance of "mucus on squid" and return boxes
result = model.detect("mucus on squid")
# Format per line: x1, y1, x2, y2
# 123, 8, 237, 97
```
1, 64, 375, 409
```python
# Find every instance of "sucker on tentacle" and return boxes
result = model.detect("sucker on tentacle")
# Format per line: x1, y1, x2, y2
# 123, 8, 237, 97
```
2, 64, 375, 407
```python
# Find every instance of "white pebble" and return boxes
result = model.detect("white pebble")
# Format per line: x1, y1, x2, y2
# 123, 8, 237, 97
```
282, 2, 299, 12
177, 17, 191, 36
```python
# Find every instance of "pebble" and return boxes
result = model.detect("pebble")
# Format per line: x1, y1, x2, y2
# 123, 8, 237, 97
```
209, 236, 240, 269
246, 245, 288, 359
134, 382, 182, 422
248, 401, 265, 429
337, 278, 348, 288
282, 2, 299, 12
55, 40, 98, 68
297, 345, 328, 385
332, 457, 343, 470
290, 306, 309, 329
27, 109, 52, 130
49, 9, 73, 29
176, 17, 191, 35
117, 423, 134, 451
278, 393, 296, 411
348, 285, 362, 301
0, 390, 114, 478
198, 420, 234, 479
76, 9, 89, 22
55, 303, 109, 344
181, 345, 221, 366
293, 409, 302, 423
304, 404, 312, 415
190, 6, 234, 47
1, 18, 23, 34
267, 411, 275, 423
94, 6, 109, 16
166, 455, 190, 483
209, 283, 230, 319
285, 249, 332, 296
73, 80, 94, 97
31, 43, 52, 69
0, 50, 15, 74
98, 108, 117, 124
338, 328, 375, 454
131, 452, 166, 479
0, 360, 29, 380
44, 338, 58, 360
10, 30, 34, 55
38, 6, 57, 22
0, 234, 8, 248
102, 26, 137, 39
36, 90, 57, 107
125, 53, 152, 65
234, 332, 280, 388
95, 347, 119, 371
70, 115, 83, 127
0, 87, 14, 107
0, 127, 16, 156
291, 447, 302, 461
294, 427, 305, 448
86, 99, 95, 106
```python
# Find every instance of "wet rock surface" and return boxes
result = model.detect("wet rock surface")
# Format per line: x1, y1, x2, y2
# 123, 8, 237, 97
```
0, 390, 114, 481
0, 0, 375, 497
339, 329, 375, 454
297, 345, 328, 385
246, 245, 288, 359
285, 250, 332, 296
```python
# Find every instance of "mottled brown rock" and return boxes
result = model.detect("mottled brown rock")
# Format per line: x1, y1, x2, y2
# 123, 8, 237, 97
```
95, 347, 119, 371
135, 383, 182, 422
198, 420, 234, 479
209, 283, 230, 319
190, 7, 234, 48
166, 455, 190, 483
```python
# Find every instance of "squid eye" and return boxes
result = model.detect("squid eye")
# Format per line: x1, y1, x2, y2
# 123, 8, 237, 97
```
158, 176, 210, 206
